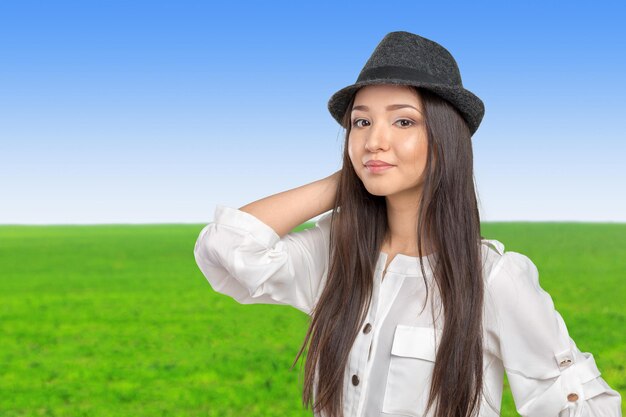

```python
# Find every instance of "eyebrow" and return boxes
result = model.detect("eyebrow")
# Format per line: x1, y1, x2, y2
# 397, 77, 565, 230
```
351, 104, 423, 114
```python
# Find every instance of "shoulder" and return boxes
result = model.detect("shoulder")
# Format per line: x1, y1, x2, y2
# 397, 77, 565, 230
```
480, 240, 545, 309
479, 238, 506, 282
313, 209, 338, 239
314, 209, 334, 228
480, 242, 553, 351
480, 238, 538, 286
481, 243, 547, 314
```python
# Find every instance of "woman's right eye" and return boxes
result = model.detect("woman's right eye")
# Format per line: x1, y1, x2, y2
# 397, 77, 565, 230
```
352, 119, 369, 128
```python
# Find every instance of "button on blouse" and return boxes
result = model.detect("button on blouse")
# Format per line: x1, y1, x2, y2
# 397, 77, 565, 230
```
194, 204, 623, 417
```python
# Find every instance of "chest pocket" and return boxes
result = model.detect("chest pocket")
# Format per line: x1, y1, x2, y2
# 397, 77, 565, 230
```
382, 325, 441, 417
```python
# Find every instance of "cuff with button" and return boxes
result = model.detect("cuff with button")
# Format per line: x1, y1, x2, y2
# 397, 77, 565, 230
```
515, 349, 604, 417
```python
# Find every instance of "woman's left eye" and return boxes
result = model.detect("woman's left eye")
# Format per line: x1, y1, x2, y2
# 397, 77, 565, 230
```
395, 119, 414, 128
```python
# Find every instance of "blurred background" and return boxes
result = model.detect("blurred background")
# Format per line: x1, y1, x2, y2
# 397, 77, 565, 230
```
0, 1, 624, 417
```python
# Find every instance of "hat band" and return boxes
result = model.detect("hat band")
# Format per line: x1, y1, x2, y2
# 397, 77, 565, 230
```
357, 65, 450, 86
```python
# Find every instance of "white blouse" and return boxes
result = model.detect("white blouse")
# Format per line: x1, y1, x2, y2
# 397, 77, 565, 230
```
193, 204, 622, 417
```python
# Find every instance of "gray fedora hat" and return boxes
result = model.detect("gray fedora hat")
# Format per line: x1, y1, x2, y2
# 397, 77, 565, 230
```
327, 31, 485, 136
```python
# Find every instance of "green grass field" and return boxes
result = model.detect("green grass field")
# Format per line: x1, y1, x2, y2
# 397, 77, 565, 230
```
0, 221, 624, 416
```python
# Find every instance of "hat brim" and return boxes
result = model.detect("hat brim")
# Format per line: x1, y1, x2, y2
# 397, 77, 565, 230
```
327, 79, 485, 136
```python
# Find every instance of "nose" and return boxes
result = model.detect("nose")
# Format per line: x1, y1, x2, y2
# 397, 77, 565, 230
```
364, 122, 390, 152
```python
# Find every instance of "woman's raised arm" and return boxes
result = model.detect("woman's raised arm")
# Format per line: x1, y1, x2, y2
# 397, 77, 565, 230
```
193, 170, 342, 315
239, 170, 341, 238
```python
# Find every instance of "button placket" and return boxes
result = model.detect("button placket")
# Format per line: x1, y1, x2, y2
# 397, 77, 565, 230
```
351, 273, 383, 417
362, 322, 374, 362
352, 374, 359, 386
344, 319, 374, 416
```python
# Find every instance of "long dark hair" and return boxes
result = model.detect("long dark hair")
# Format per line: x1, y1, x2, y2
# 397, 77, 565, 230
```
291, 86, 487, 417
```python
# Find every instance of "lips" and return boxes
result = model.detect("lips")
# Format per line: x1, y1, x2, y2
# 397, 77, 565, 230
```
364, 160, 393, 167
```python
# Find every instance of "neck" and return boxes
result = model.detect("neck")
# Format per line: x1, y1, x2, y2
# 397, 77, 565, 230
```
384, 193, 433, 255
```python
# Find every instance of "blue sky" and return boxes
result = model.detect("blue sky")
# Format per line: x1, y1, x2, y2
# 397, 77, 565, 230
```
1, 0, 624, 224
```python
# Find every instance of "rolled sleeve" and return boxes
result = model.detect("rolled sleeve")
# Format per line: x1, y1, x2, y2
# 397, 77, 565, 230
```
486, 251, 622, 417
193, 204, 332, 315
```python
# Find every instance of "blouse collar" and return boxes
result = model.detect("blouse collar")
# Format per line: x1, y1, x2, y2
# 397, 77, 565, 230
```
373, 239, 504, 276
375, 251, 437, 276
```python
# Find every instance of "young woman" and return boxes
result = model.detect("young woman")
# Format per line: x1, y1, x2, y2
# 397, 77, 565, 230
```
194, 31, 622, 417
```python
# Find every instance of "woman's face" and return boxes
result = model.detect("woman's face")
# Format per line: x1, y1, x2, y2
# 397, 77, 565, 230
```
348, 84, 429, 199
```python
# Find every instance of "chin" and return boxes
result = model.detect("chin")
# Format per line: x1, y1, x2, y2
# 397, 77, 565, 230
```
362, 184, 392, 197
